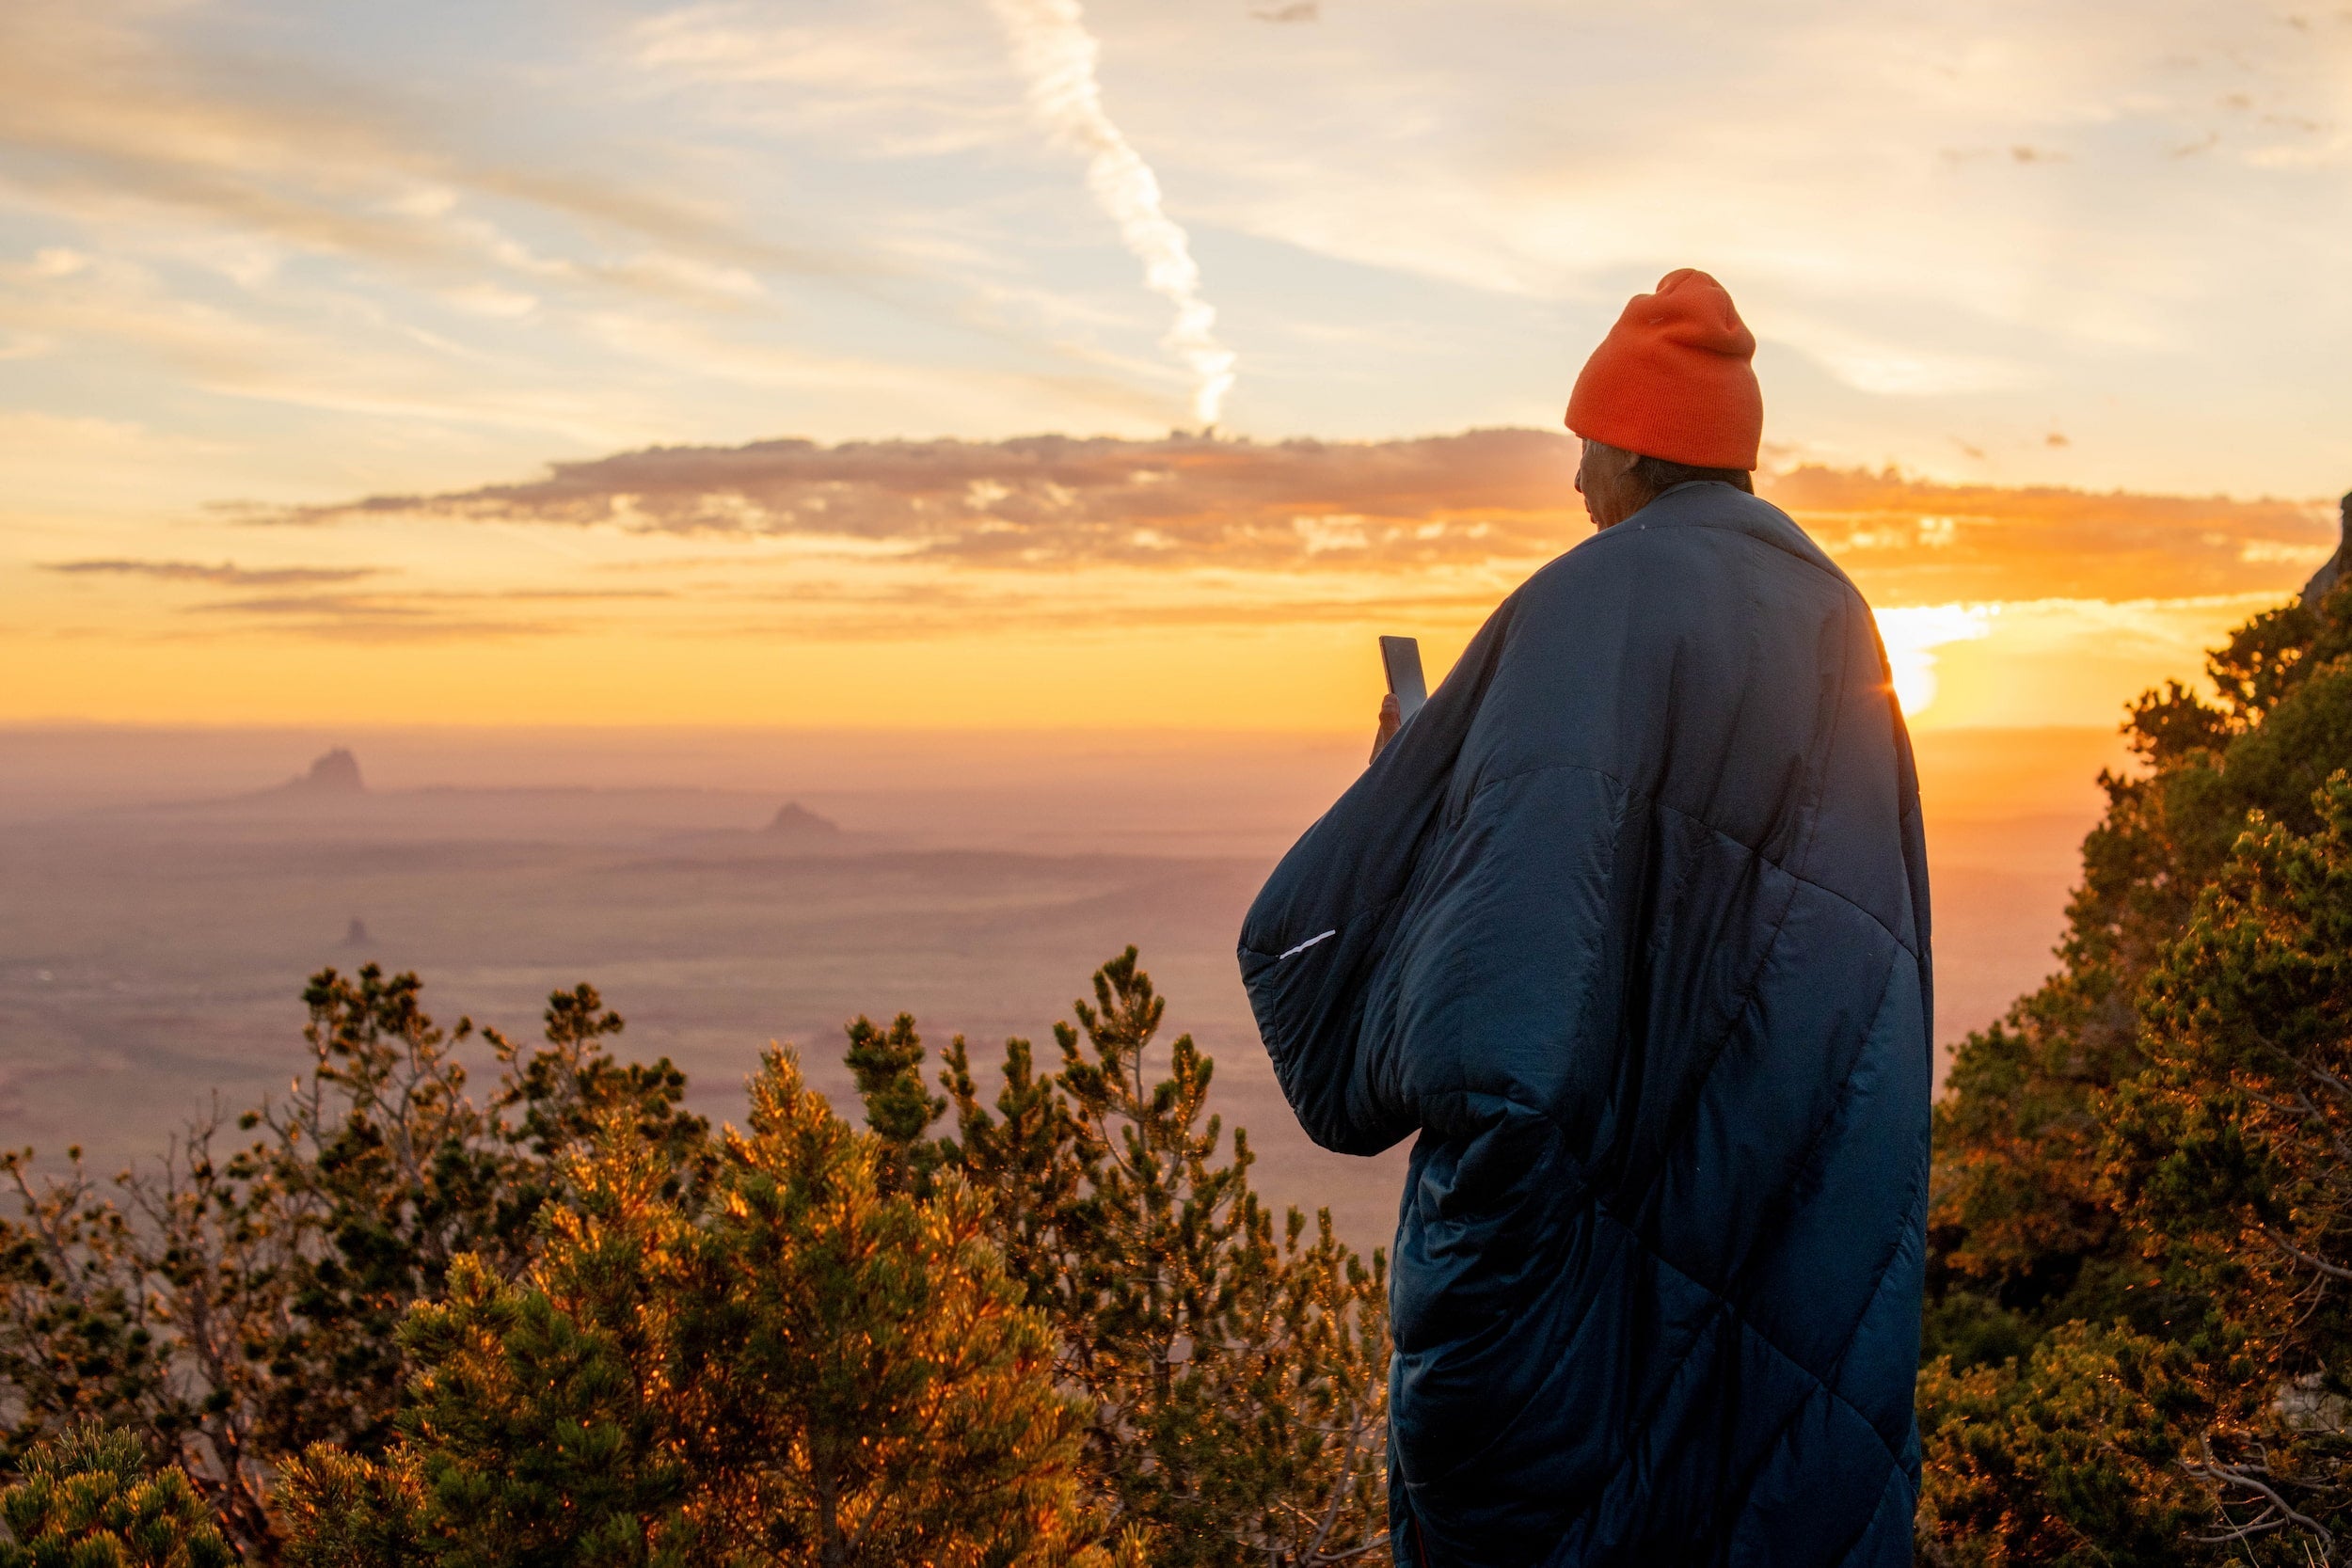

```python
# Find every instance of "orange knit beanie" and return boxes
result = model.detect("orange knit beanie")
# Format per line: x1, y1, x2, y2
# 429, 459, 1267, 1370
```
1565, 268, 1762, 470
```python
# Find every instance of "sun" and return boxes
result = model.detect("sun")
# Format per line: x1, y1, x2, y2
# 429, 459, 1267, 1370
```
1873, 605, 1994, 718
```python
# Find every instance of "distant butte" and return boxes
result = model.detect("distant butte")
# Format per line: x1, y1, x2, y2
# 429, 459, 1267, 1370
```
764, 801, 839, 837
278, 748, 366, 795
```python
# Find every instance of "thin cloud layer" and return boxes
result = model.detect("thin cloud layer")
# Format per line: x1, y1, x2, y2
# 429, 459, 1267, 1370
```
0, 0, 852, 291
191, 587, 675, 642
36, 557, 675, 641
273, 429, 2336, 605
41, 559, 378, 587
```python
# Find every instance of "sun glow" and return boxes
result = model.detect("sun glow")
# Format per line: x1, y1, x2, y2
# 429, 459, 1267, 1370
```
1873, 604, 1995, 717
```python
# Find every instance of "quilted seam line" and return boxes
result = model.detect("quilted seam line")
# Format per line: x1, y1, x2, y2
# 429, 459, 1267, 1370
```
1562, 1297, 1769, 1560
1609, 850, 1806, 1222
1518, 1229, 1903, 1568
1826, 1463, 1917, 1568
1458, 763, 1922, 966
1788, 573, 1863, 879
1394, 1121, 1623, 1493
1704, 950, 1907, 1305
1820, 1103, 1934, 1410
1661, 969, 1909, 1540
1593, 1205, 1912, 1477
1653, 796, 1921, 966
1679, 962, 1919, 1467
1710, 1375, 1865, 1562
1703, 966, 1915, 1538
1541, 960, 1907, 1532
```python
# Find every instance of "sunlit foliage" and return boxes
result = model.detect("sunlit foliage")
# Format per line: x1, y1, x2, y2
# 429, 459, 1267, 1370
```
0, 1424, 234, 1568
862, 949, 1392, 1565
3, 951, 1379, 1566
1925, 584, 2352, 1563
0, 969, 704, 1556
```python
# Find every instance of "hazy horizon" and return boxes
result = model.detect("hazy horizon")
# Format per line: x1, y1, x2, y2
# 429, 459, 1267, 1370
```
0, 720, 2124, 1248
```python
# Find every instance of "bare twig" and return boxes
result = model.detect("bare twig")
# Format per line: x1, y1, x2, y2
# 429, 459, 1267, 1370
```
2185, 1438, 2337, 1560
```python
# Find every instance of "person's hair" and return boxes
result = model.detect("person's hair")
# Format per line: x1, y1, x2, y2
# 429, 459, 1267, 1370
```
1629, 452, 1754, 495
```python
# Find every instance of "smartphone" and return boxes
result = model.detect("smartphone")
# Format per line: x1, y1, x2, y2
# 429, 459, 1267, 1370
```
1380, 636, 1428, 724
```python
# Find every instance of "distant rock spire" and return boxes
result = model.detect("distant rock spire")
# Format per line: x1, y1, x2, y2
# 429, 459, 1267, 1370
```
281, 748, 366, 795
764, 801, 839, 837
2301, 490, 2352, 610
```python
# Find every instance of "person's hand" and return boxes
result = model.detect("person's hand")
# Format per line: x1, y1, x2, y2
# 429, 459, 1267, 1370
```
1370, 692, 1401, 763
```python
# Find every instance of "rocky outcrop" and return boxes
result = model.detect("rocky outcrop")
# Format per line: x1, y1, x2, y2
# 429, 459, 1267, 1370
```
763, 801, 839, 838
278, 749, 366, 795
2300, 491, 2352, 610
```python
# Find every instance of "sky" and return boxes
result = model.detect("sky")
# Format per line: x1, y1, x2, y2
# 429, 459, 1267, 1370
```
4, 0, 2348, 734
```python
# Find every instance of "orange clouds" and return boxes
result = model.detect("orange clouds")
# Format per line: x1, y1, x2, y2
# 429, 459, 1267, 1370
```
268, 429, 2340, 609
20, 427, 2343, 732
1767, 465, 2338, 606
273, 429, 1586, 569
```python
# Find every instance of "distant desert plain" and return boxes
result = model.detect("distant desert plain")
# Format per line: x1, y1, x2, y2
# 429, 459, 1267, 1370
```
0, 722, 2124, 1249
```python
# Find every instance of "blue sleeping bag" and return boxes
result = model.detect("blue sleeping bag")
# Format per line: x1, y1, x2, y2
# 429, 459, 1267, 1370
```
1238, 481, 1931, 1567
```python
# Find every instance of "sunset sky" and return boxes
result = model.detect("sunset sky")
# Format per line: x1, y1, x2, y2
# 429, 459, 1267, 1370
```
5, 0, 2347, 733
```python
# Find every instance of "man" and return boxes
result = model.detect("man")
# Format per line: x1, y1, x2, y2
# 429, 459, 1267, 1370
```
1239, 269, 1931, 1566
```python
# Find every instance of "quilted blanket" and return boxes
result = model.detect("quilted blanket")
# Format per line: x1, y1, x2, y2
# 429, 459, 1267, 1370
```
1239, 481, 1933, 1567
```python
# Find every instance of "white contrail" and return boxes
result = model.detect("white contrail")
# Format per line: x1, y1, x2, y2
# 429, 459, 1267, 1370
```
988, 0, 1237, 427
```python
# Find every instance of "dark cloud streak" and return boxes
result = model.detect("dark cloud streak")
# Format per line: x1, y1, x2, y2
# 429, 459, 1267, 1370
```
41, 559, 379, 586
179, 585, 675, 642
